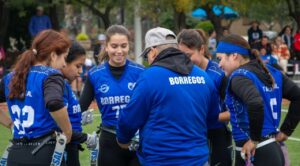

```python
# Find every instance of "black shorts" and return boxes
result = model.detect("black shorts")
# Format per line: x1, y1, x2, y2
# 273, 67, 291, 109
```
99, 130, 140, 166
65, 143, 81, 166
7, 139, 65, 166
208, 126, 233, 166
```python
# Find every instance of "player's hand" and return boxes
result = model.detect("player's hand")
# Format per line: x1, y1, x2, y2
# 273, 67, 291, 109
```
241, 140, 257, 161
86, 131, 98, 150
276, 132, 288, 142
116, 139, 130, 149
82, 109, 94, 125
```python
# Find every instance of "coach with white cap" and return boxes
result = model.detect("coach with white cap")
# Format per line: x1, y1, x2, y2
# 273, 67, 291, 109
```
116, 27, 218, 166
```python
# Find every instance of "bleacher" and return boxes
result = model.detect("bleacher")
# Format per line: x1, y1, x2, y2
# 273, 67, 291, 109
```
287, 61, 300, 86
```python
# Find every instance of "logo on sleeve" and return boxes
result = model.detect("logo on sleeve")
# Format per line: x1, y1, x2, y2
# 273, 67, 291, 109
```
99, 84, 109, 93
128, 82, 136, 90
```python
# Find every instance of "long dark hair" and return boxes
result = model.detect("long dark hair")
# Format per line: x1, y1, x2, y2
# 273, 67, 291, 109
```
98, 25, 130, 63
177, 29, 210, 59
66, 41, 86, 63
9, 30, 71, 99
220, 34, 275, 87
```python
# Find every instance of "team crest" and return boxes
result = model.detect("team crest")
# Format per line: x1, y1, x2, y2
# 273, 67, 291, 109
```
128, 82, 136, 90
99, 84, 109, 93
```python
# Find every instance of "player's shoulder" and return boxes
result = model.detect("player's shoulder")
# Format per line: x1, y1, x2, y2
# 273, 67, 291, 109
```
88, 63, 106, 76
127, 60, 145, 71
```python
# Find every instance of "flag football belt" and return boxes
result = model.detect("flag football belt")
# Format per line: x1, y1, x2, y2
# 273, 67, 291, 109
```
0, 142, 12, 166
100, 125, 116, 135
235, 138, 276, 151
90, 126, 101, 166
50, 132, 67, 166
90, 135, 100, 166
12, 133, 56, 147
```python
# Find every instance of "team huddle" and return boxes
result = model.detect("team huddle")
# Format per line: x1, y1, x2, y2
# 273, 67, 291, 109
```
0, 24, 299, 166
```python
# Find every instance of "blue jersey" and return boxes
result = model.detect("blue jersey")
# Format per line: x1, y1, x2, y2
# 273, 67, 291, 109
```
117, 65, 217, 165
63, 81, 82, 132
3, 66, 61, 139
260, 54, 278, 65
225, 66, 282, 141
206, 60, 226, 129
88, 60, 144, 127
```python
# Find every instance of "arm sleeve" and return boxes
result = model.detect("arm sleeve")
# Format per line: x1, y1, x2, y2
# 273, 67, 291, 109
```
230, 76, 264, 141
117, 76, 152, 144
0, 79, 6, 103
280, 74, 300, 136
219, 76, 228, 101
79, 77, 95, 112
43, 74, 65, 112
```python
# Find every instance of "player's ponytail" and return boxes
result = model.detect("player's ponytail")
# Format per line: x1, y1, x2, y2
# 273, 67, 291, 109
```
9, 30, 70, 99
9, 49, 36, 99
250, 49, 275, 88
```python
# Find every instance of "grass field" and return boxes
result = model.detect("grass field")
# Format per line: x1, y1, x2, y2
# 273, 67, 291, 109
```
0, 107, 299, 165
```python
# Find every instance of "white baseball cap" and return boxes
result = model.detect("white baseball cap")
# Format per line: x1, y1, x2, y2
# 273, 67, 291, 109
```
140, 27, 177, 58
98, 34, 106, 41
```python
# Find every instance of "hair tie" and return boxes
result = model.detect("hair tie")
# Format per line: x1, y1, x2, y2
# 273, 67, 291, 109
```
32, 49, 37, 55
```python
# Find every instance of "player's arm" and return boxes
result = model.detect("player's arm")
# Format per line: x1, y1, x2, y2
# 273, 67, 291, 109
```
278, 74, 300, 141
117, 76, 151, 148
0, 80, 12, 129
231, 76, 264, 142
44, 74, 72, 143
219, 111, 230, 122
79, 76, 95, 112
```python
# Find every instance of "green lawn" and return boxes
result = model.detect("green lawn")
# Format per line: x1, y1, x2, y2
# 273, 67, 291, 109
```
0, 110, 299, 165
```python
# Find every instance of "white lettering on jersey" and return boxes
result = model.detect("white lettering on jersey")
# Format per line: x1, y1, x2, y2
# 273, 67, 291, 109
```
26, 91, 32, 97
169, 76, 205, 85
100, 95, 131, 105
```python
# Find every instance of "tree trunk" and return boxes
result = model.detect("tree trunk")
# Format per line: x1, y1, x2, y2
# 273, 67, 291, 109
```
0, 1, 9, 47
49, 0, 59, 30
74, 0, 112, 30
286, 0, 300, 30
203, 5, 223, 40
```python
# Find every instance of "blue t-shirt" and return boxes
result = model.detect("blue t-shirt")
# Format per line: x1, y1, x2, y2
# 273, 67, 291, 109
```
225, 65, 282, 141
205, 60, 226, 129
260, 54, 278, 65
88, 60, 144, 127
117, 65, 218, 165
63, 81, 82, 132
4, 66, 60, 139
28, 15, 52, 37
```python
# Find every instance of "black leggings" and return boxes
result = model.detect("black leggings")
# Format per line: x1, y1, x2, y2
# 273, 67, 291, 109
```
98, 130, 140, 166
208, 127, 232, 166
7, 143, 65, 166
65, 143, 81, 166
235, 141, 284, 166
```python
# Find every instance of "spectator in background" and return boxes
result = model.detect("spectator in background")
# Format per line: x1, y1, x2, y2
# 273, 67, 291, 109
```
222, 27, 230, 37
254, 35, 272, 55
208, 29, 217, 60
260, 48, 278, 67
293, 28, 300, 60
279, 25, 293, 50
93, 34, 106, 65
248, 21, 263, 48
28, 6, 52, 38
0, 41, 5, 61
272, 36, 290, 73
